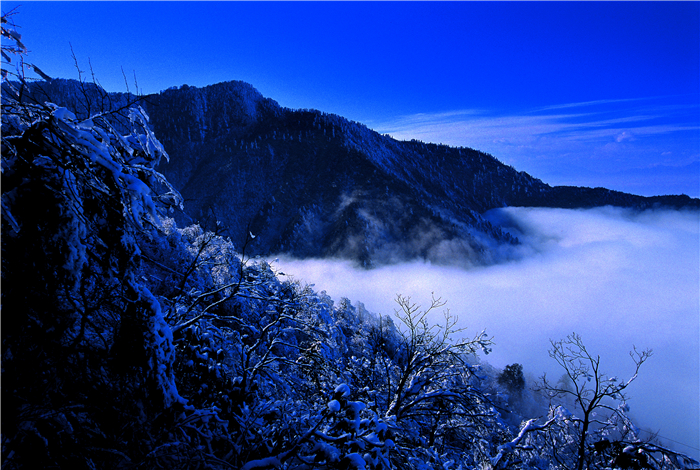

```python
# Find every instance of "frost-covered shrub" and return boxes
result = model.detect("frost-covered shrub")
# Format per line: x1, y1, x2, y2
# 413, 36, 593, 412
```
2, 17, 186, 467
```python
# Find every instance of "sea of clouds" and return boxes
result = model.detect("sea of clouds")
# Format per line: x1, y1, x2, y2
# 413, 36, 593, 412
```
272, 206, 700, 458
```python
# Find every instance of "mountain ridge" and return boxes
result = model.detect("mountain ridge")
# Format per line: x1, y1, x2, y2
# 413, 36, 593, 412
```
22, 78, 699, 266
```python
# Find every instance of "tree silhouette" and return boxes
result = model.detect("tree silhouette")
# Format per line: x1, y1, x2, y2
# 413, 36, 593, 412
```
498, 363, 525, 395
537, 333, 652, 470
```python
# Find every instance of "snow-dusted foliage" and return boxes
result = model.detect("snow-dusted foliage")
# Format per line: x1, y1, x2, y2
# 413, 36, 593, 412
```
130, 218, 516, 469
2, 14, 186, 467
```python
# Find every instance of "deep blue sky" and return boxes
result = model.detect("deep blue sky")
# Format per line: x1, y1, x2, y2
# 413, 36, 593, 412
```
3, 2, 699, 197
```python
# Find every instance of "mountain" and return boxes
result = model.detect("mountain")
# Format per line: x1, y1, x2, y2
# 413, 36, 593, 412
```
21, 79, 699, 266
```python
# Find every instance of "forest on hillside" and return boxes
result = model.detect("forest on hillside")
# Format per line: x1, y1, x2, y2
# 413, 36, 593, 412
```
2, 14, 698, 470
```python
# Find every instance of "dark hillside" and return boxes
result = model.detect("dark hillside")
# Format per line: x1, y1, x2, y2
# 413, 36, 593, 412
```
23, 79, 698, 266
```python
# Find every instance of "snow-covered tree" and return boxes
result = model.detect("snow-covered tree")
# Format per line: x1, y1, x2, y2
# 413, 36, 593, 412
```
535, 333, 652, 470
342, 294, 509, 468
2, 13, 185, 467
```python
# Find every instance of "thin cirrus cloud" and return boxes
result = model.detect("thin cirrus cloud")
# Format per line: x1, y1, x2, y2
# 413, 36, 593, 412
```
374, 99, 695, 147
533, 97, 649, 111
370, 97, 700, 197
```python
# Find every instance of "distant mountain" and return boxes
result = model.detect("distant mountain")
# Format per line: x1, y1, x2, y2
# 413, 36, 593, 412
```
22, 79, 699, 266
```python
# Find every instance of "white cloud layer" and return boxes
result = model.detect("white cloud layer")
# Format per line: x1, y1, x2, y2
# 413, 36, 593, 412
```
273, 207, 700, 457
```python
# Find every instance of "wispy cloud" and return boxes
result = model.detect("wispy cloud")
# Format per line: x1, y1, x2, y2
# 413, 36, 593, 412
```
375, 101, 696, 146
533, 97, 650, 112
371, 97, 700, 196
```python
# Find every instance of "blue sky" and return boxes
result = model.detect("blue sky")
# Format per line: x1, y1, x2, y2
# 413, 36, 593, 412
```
3, 1, 699, 197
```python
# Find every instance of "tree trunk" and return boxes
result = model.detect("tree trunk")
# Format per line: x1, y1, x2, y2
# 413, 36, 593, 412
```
577, 415, 590, 470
